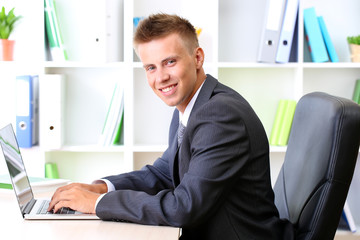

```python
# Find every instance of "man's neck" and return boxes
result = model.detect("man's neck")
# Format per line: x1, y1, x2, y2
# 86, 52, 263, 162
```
178, 76, 206, 127
177, 71, 207, 114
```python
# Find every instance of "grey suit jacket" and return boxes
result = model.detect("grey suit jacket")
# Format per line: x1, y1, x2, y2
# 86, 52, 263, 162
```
96, 75, 293, 240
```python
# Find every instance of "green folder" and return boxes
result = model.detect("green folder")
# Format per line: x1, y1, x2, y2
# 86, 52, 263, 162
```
269, 100, 288, 146
44, 0, 68, 60
45, 162, 59, 179
277, 100, 297, 146
352, 79, 360, 104
0, 182, 12, 189
113, 111, 124, 145
0, 174, 12, 189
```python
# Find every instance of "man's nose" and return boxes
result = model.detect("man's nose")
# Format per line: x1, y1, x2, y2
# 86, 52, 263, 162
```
156, 68, 170, 83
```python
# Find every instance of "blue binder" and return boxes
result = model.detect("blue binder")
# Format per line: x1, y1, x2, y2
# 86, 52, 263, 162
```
303, 7, 329, 62
16, 75, 39, 148
275, 0, 299, 63
317, 16, 339, 62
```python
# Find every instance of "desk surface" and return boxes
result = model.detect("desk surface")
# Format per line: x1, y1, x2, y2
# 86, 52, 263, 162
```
335, 231, 360, 240
0, 189, 180, 240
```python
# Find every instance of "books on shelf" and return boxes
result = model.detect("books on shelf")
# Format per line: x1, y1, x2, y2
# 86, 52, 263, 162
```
317, 16, 339, 62
258, 0, 299, 63
338, 200, 357, 233
303, 7, 329, 62
44, 0, 123, 62
15, 75, 39, 148
44, 0, 68, 61
257, 0, 288, 63
39, 74, 65, 150
258, 4, 339, 64
50, 0, 123, 62
98, 82, 124, 146
352, 79, 360, 104
275, 0, 299, 63
269, 99, 297, 146
15, 74, 66, 150
303, 7, 339, 63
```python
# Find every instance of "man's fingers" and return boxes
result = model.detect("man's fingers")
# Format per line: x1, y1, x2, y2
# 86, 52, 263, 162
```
50, 184, 73, 201
53, 200, 72, 213
48, 187, 74, 211
48, 187, 99, 214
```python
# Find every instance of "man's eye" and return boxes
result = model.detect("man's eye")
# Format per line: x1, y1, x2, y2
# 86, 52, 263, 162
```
167, 59, 176, 65
146, 66, 155, 71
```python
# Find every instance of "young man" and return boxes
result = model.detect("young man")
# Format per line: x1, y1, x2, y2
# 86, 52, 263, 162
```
49, 14, 293, 239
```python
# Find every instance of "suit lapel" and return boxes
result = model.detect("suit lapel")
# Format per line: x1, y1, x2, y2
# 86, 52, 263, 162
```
169, 131, 181, 187
190, 74, 218, 119
168, 110, 180, 187
169, 74, 218, 188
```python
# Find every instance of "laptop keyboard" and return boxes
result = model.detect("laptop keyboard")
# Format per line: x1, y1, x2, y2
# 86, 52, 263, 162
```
37, 200, 76, 215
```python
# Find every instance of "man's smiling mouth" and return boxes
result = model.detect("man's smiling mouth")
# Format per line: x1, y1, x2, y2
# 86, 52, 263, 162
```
160, 84, 177, 93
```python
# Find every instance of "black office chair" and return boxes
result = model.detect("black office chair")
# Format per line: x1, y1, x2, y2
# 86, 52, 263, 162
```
274, 92, 360, 240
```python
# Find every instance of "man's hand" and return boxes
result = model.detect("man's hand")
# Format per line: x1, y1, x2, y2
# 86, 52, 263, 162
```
48, 183, 108, 214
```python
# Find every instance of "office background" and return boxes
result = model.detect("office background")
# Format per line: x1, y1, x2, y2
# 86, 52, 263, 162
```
0, 0, 359, 236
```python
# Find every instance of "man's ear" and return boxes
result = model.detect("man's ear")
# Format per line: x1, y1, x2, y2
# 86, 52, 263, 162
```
194, 47, 205, 69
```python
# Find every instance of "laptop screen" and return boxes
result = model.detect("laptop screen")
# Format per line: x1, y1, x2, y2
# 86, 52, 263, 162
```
0, 124, 34, 211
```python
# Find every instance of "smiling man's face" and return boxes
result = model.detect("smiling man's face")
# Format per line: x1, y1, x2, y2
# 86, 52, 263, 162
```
137, 33, 204, 113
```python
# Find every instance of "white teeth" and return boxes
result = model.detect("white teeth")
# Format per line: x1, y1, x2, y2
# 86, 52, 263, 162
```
162, 85, 174, 93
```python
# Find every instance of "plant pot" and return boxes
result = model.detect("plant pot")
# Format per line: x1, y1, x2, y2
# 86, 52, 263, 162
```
349, 43, 360, 62
0, 39, 15, 61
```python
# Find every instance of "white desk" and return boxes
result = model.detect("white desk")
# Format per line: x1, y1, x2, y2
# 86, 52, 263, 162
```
0, 189, 180, 240
335, 231, 360, 240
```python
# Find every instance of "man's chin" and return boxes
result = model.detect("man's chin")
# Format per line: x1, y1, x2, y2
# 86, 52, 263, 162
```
159, 97, 178, 107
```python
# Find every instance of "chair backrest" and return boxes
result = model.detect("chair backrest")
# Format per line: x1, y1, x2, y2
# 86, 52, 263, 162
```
274, 92, 360, 240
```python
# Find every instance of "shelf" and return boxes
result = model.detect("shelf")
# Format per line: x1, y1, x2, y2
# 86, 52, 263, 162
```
217, 62, 299, 69
43, 145, 125, 153
302, 62, 360, 69
44, 61, 129, 68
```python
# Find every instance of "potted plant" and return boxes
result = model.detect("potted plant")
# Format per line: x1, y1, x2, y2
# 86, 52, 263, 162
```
0, 6, 21, 61
347, 35, 360, 62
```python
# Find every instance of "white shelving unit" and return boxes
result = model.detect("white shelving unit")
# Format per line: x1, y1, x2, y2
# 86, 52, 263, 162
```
1, 0, 360, 235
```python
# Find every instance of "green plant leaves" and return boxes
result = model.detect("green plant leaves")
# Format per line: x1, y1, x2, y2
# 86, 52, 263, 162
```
0, 6, 21, 39
347, 35, 360, 45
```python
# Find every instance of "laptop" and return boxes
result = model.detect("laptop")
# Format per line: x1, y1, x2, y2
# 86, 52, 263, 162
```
0, 123, 99, 220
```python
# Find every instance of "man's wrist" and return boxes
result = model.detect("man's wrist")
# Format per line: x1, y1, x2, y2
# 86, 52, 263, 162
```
95, 193, 107, 212
92, 179, 115, 192
92, 179, 115, 212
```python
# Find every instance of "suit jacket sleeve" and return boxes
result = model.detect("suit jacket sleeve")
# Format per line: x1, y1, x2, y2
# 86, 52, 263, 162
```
100, 110, 179, 195
96, 93, 257, 227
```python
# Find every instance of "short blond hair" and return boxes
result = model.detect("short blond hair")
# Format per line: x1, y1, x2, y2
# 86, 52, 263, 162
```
133, 13, 199, 54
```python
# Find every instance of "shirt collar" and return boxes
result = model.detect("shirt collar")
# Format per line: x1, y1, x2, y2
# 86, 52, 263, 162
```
179, 79, 206, 127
